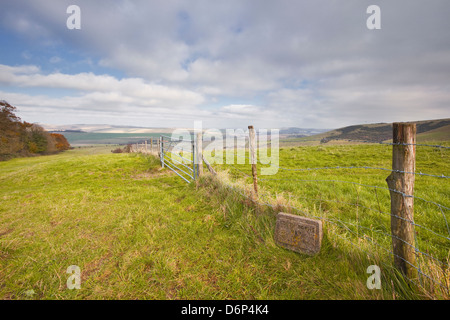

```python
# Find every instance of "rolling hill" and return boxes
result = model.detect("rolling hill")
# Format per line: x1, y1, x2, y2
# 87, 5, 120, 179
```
313, 118, 450, 143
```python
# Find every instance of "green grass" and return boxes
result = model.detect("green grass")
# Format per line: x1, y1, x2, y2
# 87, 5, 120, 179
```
417, 125, 450, 142
208, 142, 450, 299
0, 145, 447, 300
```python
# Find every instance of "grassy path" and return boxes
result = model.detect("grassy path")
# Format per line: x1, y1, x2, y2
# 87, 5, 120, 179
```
0, 147, 410, 299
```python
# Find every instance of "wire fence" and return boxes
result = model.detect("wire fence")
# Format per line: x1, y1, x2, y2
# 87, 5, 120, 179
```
134, 126, 449, 298
199, 129, 450, 298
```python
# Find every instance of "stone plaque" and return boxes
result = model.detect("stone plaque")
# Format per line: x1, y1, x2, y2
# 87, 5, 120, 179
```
274, 212, 323, 255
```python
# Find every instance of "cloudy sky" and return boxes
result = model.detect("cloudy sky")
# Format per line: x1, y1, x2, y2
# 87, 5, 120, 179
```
0, 0, 449, 129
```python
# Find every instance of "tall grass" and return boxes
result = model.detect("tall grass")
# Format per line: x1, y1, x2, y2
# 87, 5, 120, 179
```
1, 144, 447, 299
206, 142, 449, 299
0, 147, 404, 299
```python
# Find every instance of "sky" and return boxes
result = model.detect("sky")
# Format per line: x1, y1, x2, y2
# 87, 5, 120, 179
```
0, 0, 449, 129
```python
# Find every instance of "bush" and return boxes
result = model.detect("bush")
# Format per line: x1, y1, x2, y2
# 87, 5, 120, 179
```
111, 147, 124, 153
50, 133, 70, 151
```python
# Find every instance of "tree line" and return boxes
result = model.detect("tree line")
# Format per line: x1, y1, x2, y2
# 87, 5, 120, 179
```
0, 100, 71, 161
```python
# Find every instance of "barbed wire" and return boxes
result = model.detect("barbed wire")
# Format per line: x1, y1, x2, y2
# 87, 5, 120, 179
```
218, 177, 448, 289
379, 142, 450, 149
317, 140, 450, 149
256, 176, 450, 211
211, 148, 450, 237
206, 140, 450, 149
269, 165, 449, 179
220, 167, 450, 249
255, 188, 450, 243
214, 159, 450, 216
204, 150, 448, 179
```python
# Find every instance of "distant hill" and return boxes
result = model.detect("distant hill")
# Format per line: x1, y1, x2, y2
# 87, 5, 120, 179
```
40, 124, 181, 134
279, 127, 329, 136
316, 118, 450, 143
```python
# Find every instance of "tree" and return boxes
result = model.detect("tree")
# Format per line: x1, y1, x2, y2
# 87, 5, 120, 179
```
0, 100, 71, 160
0, 100, 21, 126
50, 133, 71, 151
0, 100, 23, 158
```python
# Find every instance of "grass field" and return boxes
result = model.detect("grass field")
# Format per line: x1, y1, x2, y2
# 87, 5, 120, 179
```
0, 144, 448, 299
208, 141, 450, 299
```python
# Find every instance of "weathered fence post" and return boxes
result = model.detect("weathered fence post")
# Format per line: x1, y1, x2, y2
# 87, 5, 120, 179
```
145, 140, 148, 153
386, 122, 417, 280
248, 125, 258, 197
195, 132, 203, 178
160, 136, 164, 168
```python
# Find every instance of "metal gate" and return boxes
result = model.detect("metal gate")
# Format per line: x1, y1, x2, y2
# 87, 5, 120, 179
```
160, 135, 197, 183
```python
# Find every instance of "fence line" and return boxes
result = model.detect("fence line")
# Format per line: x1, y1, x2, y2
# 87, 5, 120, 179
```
381, 142, 450, 149
160, 135, 196, 183
257, 176, 450, 211
319, 140, 450, 149
137, 122, 449, 297
225, 123, 448, 295
266, 165, 449, 179
228, 167, 449, 295
218, 138, 450, 150
130, 136, 197, 182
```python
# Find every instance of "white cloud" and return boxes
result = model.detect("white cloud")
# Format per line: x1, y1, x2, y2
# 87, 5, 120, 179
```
0, 63, 209, 126
220, 104, 261, 115
0, 64, 204, 108
1, 1, 450, 128
0, 89, 214, 128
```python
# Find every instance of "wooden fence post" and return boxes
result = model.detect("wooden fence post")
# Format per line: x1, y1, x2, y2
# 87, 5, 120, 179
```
248, 125, 258, 197
145, 140, 147, 153
196, 132, 203, 178
386, 122, 417, 280
160, 137, 164, 168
